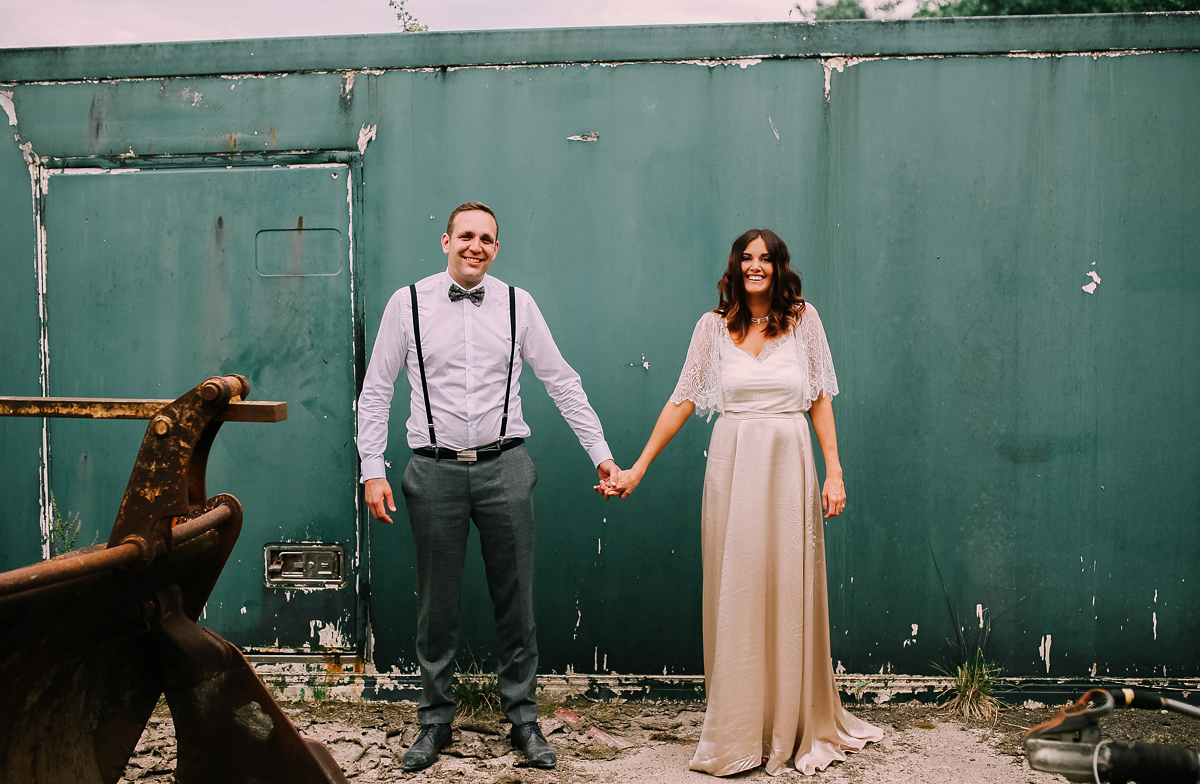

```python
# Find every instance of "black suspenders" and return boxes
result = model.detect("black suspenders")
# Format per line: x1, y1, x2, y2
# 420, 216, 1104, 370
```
409, 284, 437, 447
410, 283, 517, 451
500, 284, 516, 440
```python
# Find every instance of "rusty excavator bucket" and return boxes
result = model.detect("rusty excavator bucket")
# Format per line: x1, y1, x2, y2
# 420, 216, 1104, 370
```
0, 375, 349, 784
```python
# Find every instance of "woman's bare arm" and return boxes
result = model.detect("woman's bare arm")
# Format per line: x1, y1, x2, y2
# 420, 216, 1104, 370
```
807, 392, 846, 518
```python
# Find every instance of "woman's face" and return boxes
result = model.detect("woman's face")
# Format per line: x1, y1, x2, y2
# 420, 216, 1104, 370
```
740, 236, 773, 299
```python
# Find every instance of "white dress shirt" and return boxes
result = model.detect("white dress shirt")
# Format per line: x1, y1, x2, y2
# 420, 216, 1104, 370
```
357, 270, 613, 481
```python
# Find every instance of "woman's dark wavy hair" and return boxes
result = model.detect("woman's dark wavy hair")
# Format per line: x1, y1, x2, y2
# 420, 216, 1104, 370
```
716, 228, 805, 339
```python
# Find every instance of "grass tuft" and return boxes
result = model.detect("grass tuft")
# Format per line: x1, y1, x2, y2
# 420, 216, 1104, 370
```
931, 548, 1004, 722
941, 647, 1001, 721
453, 657, 503, 718
48, 493, 85, 557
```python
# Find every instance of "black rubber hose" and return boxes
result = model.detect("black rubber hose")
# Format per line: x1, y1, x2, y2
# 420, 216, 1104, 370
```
1105, 741, 1200, 784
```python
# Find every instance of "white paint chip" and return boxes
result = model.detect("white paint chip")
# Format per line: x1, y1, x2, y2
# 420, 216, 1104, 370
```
977, 603, 984, 629
768, 116, 780, 141
1082, 269, 1101, 294
567, 131, 599, 142
0, 91, 17, 127
1038, 634, 1052, 673
1153, 612, 1158, 640
357, 123, 378, 154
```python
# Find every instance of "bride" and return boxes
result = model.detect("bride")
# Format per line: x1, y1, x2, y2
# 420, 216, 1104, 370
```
607, 229, 882, 776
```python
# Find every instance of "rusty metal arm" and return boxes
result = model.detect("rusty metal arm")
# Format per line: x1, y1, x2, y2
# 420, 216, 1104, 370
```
0, 397, 286, 422
0, 502, 235, 601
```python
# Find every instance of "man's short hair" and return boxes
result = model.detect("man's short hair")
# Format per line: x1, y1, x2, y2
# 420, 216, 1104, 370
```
445, 202, 499, 240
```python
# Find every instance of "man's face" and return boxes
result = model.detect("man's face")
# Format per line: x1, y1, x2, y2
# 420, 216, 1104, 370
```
442, 210, 498, 289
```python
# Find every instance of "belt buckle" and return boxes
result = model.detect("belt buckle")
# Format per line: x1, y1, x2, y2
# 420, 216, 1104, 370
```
456, 449, 478, 463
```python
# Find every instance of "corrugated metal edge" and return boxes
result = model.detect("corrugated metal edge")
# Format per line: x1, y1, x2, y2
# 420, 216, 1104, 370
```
2, 14, 1199, 83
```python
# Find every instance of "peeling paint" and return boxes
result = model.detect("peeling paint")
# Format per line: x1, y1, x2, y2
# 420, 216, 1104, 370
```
678, 58, 763, 69
28, 153, 52, 558
1007, 48, 1155, 60
567, 131, 599, 142
1082, 269, 1101, 294
0, 90, 16, 126
1038, 634, 1052, 673
821, 56, 870, 102
309, 618, 350, 649
357, 123, 377, 155
1153, 611, 1158, 640
180, 87, 204, 106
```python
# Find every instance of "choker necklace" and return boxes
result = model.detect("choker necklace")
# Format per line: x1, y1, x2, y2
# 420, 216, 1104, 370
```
750, 316, 769, 324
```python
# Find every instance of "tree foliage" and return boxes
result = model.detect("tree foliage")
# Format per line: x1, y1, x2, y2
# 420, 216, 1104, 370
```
389, 0, 428, 32
915, 0, 1199, 16
815, 0, 871, 18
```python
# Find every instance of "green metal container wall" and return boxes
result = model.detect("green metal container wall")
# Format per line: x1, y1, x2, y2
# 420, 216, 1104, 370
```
1, 15, 1197, 681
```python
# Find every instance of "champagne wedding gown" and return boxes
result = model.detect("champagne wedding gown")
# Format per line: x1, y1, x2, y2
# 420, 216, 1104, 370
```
670, 304, 882, 777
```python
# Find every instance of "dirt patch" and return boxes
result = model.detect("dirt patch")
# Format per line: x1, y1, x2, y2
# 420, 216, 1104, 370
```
119, 698, 1200, 783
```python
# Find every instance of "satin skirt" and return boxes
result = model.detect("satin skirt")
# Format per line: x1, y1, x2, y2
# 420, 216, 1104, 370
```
689, 413, 882, 777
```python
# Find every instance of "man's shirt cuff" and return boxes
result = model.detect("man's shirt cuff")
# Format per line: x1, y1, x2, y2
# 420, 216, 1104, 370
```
587, 442, 614, 469
360, 456, 388, 482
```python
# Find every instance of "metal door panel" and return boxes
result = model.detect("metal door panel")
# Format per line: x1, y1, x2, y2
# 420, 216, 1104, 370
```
44, 164, 357, 653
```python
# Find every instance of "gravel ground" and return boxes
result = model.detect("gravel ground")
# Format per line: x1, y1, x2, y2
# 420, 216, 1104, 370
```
119, 697, 1200, 783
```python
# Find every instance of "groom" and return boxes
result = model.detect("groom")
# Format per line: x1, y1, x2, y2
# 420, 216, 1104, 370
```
356, 202, 620, 772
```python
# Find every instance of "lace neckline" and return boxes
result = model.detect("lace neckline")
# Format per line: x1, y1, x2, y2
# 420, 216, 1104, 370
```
724, 327, 790, 363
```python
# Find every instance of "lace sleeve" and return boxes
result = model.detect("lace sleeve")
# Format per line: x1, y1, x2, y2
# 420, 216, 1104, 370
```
795, 302, 839, 409
669, 312, 724, 420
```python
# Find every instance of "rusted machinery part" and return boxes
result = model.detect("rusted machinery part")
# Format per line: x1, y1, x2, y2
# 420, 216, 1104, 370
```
0, 502, 234, 601
104, 374, 259, 567
0, 375, 335, 784
155, 584, 349, 784
0, 492, 244, 784
0, 397, 286, 422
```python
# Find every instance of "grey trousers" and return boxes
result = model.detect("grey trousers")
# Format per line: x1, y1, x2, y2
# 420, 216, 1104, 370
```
399, 445, 539, 726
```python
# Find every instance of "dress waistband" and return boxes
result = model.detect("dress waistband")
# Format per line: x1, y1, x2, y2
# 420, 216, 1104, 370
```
720, 411, 807, 421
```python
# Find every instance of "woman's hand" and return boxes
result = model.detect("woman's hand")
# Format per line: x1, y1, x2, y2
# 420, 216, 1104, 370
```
612, 466, 646, 499
822, 474, 846, 519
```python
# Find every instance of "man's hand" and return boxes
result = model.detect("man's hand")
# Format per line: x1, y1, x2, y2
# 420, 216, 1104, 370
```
365, 477, 396, 523
594, 459, 621, 499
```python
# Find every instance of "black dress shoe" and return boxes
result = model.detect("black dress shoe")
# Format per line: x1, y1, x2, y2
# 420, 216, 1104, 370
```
510, 721, 556, 769
402, 722, 453, 772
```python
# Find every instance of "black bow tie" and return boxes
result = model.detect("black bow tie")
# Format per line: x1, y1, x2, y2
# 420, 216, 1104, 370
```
448, 283, 485, 306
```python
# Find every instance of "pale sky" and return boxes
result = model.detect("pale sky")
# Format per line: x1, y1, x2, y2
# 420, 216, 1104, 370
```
0, 0, 834, 50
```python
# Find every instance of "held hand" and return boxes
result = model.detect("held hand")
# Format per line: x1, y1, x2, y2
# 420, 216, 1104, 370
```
822, 474, 846, 519
365, 478, 396, 524
594, 459, 622, 499
613, 466, 645, 499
